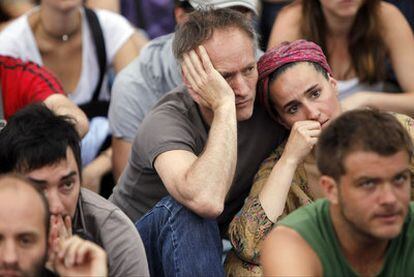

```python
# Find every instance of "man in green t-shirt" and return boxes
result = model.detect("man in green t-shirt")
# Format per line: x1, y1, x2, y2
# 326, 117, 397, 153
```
262, 109, 414, 276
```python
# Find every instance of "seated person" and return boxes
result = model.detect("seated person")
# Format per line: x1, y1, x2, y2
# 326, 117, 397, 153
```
110, 8, 287, 276
225, 39, 414, 276
268, 0, 414, 116
0, 173, 108, 277
262, 109, 414, 276
0, 104, 149, 277
0, 0, 144, 191
0, 55, 88, 137
108, 0, 259, 180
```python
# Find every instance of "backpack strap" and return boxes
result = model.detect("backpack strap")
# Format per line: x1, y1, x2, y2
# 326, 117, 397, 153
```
84, 7, 107, 101
0, 82, 3, 120
0, 82, 6, 130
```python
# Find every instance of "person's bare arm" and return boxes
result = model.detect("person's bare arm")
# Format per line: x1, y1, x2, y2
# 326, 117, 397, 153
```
82, 148, 112, 193
341, 3, 414, 116
261, 226, 322, 276
131, 31, 149, 53
154, 46, 237, 218
267, 2, 302, 49
86, 0, 120, 13
0, 0, 33, 18
112, 137, 132, 182
259, 121, 320, 221
43, 94, 89, 138
112, 35, 146, 73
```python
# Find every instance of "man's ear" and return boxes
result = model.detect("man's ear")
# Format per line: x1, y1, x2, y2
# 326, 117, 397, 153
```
174, 7, 189, 25
320, 175, 339, 204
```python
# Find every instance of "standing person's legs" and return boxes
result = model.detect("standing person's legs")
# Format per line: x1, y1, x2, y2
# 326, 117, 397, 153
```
136, 196, 225, 277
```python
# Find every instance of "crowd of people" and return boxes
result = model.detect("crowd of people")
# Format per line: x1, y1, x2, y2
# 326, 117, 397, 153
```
0, 0, 413, 276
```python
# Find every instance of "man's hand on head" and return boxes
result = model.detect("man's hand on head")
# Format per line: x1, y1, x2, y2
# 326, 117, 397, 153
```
182, 45, 235, 111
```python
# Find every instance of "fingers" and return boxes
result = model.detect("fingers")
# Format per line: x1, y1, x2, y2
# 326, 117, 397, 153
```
292, 120, 321, 130
181, 46, 234, 111
291, 121, 321, 137
58, 236, 83, 268
181, 63, 197, 91
48, 215, 60, 253
285, 120, 322, 162
55, 215, 72, 242
189, 50, 206, 78
197, 45, 214, 73
182, 51, 204, 89
57, 235, 107, 269
64, 215, 73, 237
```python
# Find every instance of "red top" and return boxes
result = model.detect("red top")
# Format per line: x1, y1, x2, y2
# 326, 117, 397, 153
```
0, 55, 64, 119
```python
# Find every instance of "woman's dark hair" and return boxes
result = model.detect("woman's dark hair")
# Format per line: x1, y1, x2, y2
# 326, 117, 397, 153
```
301, 0, 386, 84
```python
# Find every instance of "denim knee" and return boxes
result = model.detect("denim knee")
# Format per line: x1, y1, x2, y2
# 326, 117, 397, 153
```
136, 196, 225, 277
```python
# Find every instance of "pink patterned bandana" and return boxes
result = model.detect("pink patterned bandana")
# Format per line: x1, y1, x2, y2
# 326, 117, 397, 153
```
257, 39, 332, 120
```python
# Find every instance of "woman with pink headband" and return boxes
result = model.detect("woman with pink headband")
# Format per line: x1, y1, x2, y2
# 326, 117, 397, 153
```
224, 39, 414, 276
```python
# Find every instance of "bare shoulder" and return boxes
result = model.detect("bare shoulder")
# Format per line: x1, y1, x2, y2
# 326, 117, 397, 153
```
377, 1, 413, 51
378, 1, 411, 31
278, 1, 302, 20
268, 1, 302, 49
378, 1, 405, 20
261, 225, 322, 276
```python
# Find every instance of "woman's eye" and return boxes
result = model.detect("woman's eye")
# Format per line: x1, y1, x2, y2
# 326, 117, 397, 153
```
287, 105, 298, 115
310, 90, 321, 99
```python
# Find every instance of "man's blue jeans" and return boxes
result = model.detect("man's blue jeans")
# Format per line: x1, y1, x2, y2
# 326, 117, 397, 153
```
136, 196, 225, 277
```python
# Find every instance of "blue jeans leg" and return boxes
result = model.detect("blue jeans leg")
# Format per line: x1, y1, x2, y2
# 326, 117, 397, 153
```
136, 196, 225, 277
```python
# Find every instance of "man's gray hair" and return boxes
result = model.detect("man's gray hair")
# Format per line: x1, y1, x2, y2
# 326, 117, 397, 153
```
172, 8, 258, 61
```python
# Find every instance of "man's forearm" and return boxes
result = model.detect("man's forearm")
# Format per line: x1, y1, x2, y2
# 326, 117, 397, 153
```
180, 102, 237, 217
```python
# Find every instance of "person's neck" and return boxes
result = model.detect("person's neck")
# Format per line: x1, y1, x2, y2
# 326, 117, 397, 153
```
330, 205, 389, 276
303, 150, 316, 164
303, 151, 326, 199
38, 6, 81, 42
322, 9, 355, 38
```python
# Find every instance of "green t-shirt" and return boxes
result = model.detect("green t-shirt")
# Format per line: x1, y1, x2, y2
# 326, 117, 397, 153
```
279, 199, 414, 277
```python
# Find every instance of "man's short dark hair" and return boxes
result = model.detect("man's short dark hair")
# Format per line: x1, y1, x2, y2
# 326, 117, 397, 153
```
172, 8, 257, 61
316, 109, 413, 181
0, 173, 51, 236
0, 103, 82, 178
